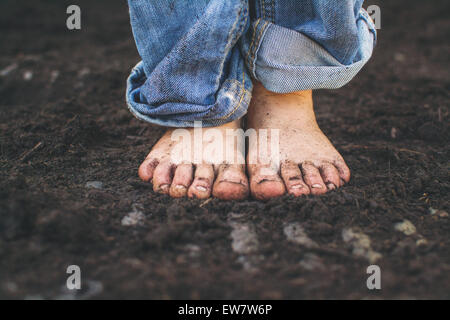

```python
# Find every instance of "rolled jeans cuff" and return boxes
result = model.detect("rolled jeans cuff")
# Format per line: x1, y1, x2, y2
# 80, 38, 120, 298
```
249, 9, 377, 93
126, 62, 252, 128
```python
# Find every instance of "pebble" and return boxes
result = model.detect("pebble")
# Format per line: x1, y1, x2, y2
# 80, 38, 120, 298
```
50, 70, 60, 83
394, 220, 416, 235
299, 253, 325, 271
0, 63, 18, 76
85, 181, 103, 189
229, 222, 258, 254
342, 228, 382, 263
394, 52, 406, 62
283, 223, 318, 248
391, 127, 398, 139
429, 207, 448, 217
78, 67, 90, 78
184, 244, 201, 258
121, 205, 145, 226
23, 71, 33, 81
416, 238, 428, 246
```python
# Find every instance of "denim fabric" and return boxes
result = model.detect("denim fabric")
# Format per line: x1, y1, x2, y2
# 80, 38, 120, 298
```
126, 0, 376, 127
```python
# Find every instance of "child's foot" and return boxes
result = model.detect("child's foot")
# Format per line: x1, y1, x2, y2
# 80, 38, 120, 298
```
138, 120, 249, 200
246, 82, 351, 200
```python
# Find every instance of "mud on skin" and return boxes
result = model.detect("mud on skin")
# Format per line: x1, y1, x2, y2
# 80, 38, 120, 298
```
0, 0, 449, 299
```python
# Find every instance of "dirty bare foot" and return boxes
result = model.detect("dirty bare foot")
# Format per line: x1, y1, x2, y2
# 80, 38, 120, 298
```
246, 81, 351, 200
138, 120, 249, 200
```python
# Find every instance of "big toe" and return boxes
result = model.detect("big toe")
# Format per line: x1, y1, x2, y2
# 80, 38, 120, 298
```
249, 165, 286, 200
213, 164, 249, 200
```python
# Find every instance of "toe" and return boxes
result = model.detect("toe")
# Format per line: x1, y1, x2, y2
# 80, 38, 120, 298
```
152, 161, 175, 194
188, 164, 214, 199
333, 159, 351, 185
169, 164, 193, 198
319, 162, 341, 190
249, 165, 286, 200
280, 161, 310, 196
300, 162, 327, 195
213, 164, 249, 200
138, 158, 158, 182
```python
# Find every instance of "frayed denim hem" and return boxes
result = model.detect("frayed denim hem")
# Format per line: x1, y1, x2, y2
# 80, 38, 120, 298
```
251, 9, 377, 93
126, 61, 251, 128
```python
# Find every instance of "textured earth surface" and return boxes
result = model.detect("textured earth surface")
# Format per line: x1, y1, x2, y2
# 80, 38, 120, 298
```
0, 0, 449, 299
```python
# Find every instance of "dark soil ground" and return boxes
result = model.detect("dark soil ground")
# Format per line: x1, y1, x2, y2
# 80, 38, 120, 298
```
0, 0, 449, 299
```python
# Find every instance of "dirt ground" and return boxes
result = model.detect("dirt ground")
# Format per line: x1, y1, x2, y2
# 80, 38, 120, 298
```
0, 0, 449, 300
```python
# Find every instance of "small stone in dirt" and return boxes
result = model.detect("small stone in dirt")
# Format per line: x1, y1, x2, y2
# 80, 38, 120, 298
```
184, 244, 201, 258
50, 70, 60, 83
236, 255, 262, 272
394, 220, 416, 235
0, 63, 18, 76
342, 228, 382, 263
416, 238, 428, 246
299, 253, 325, 271
121, 205, 145, 226
23, 71, 33, 81
438, 211, 449, 218
78, 67, 90, 78
85, 181, 103, 189
283, 223, 318, 248
429, 207, 448, 217
229, 222, 259, 254
394, 52, 406, 62
390, 127, 398, 139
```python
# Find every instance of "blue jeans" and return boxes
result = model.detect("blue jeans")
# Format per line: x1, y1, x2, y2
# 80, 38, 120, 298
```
126, 0, 376, 127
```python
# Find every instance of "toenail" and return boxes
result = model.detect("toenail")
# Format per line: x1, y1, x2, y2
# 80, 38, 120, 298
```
158, 184, 170, 192
312, 184, 323, 189
175, 185, 186, 190
291, 184, 303, 189
196, 185, 207, 192
327, 183, 336, 190
220, 179, 244, 185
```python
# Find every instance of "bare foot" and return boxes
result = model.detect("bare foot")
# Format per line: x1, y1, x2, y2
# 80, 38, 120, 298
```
246, 82, 351, 200
138, 120, 249, 200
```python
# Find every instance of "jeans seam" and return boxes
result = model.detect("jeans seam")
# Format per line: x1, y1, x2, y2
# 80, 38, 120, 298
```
260, 0, 265, 20
213, 1, 247, 101
245, 19, 261, 68
218, 79, 250, 121
271, 0, 275, 23
218, 2, 249, 121
249, 21, 270, 78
